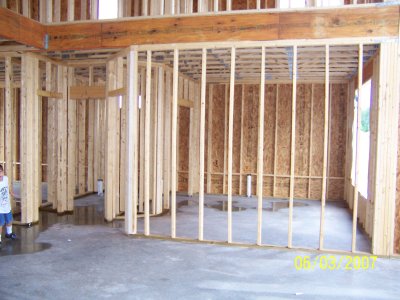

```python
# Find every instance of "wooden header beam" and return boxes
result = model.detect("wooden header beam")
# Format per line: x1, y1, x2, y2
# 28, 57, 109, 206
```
0, 8, 45, 49
1, 5, 397, 52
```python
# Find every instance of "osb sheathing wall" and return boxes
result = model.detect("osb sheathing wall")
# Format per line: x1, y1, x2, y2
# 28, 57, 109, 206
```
177, 82, 348, 200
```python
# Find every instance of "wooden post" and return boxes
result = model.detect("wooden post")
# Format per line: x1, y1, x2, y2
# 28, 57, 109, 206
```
308, 84, 314, 199
125, 48, 139, 234
46, 64, 57, 210
239, 85, 245, 195
67, 67, 76, 211
171, 48, 179, 238
273, 85, 279, 197
68, 0, 74, 21
87, 67, 95, 193
371, 42, 399, 256
5, 57, 14, 210
163, 71, 172, 209
20, 54, 41, 224
351, 44, 363, 252
199, 48, 207, 241
139, 68, 146, 213
57, 65, 68, 213
105, 58, 121, 221
156, 66, 164, 214
206, 85, 213, 193
214, 0, 219, 12
90, 0, 98, 20
223, 84, 228, 194
227, 0, 232, 11
319, 45, 330, 250
227, 47, 236, 243
144, 50, 152, 235
288, 45, 297, 248
257, 46, 265, 245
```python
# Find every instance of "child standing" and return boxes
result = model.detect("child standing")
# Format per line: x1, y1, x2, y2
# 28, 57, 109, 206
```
0, 164, 16, 246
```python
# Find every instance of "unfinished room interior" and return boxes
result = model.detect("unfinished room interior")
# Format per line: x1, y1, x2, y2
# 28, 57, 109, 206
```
0, 0, 400, 298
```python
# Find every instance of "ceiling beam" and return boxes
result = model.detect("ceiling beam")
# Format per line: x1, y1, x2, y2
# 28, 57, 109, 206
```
0, 8, 45, 49
0, 5, 399, 52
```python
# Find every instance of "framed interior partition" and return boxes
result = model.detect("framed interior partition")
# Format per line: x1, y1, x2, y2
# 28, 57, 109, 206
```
119, 38, 399, 256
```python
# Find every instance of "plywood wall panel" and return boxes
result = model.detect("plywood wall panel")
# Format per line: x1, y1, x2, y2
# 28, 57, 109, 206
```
310, 178, 322, 200
242, 84, 258, 174
328, 179, 344, 200
233, 84, 242, 174
264, 84, 276, 174
178, 106, 190, 173
276, 84, 291, 175
294, 178, 308, 199
310, 84, 324, 177
329, 83, 347, 178
295, 84, 311, 176
211, 174, 223, 194
211, 84, 225, 173
275, 177, 290, 198
263, 176, 274, 196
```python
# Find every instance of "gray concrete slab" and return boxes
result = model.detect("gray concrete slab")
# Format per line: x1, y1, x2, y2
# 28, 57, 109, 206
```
0, 194, 395, 299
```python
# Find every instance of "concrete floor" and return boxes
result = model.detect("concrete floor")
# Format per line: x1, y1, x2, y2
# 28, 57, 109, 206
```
1, 194, 399, 299
138, 194, 370, 252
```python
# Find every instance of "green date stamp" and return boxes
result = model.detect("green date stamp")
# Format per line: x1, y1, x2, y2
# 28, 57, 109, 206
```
294, 255, 377, 270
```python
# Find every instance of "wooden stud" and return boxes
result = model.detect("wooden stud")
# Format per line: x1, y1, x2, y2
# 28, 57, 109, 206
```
87, 67, 95, 193
57, 65, 68, 213
54, 0, 60, 22
78, 97, 86, 195
139, 67, 146, 213
308, 84, 314, 199
67, 67, 76, 211
288, 45, 297, 248
214, 0, 219, 12
90, 0, 98, 20
227, 46, 236, 243
144, 50, 152, 235
142, 0, 148, 16
223, 84, 228, 194
156, 66, 164, 214
125, 48, 139, 234
319, 45, 330, 250
351, 44, 363, 252
199, 48, 207, 241
22, 0, 31, 18
171, 48, 179, 238
257, 46, 265, 245
68, 0, 74, 21
105, 58, 121, 221
239, 85, 245, 195
206, 84, 213, 193
81, 0, 87, 20
5, 57, 14, 210
20, 53, 41, 224
273, 84, 279, 197
163, 70, 172, 209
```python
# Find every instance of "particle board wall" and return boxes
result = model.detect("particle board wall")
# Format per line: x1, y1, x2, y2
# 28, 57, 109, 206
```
178, 106, 190, 191
202, 82, 347, 200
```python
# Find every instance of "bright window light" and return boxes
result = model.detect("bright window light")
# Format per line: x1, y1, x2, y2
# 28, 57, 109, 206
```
316, 0, 344, 7
99, 0, 118, 19
351, 79, 371, 198
278, 0, 307, 8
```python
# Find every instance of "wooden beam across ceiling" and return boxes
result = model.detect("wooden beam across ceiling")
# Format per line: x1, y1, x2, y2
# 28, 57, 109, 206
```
0, 8, 45, 49
46, 5, 400, 51
0, 5, 399, 52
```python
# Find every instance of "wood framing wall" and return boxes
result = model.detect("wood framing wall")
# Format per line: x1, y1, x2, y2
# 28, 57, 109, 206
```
177, 82, 347, 199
